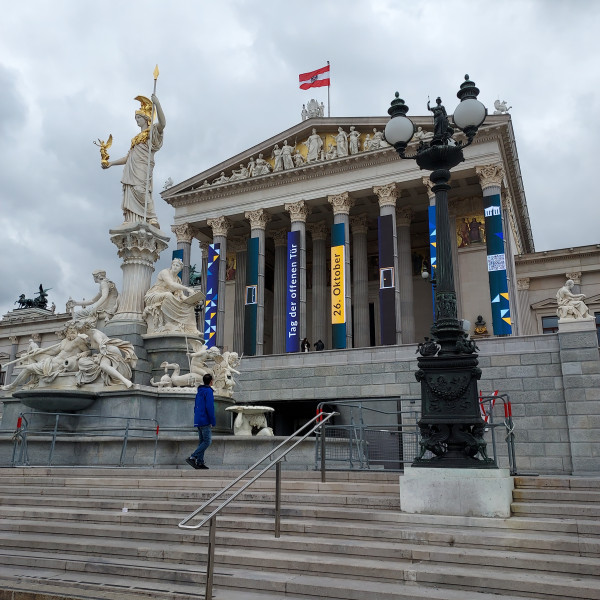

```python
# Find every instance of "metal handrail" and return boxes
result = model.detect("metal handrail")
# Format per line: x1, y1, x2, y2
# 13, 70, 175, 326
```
177, 410, 337, 600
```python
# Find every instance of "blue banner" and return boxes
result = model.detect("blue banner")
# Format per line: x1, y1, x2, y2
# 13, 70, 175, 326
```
204, 243, 220, 348
483, 194, 512, 335
331, 223, 346, 349
285, 231, 300, 353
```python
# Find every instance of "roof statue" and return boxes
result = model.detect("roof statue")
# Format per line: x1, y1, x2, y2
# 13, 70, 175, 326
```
493, 99, 512, 115
14, 284, 51, 310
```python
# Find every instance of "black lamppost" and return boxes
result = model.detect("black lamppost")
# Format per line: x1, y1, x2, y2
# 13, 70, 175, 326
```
385, 75, 496, 468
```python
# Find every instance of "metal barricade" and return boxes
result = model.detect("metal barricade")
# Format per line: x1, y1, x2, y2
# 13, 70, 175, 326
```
11, 411, 160, 468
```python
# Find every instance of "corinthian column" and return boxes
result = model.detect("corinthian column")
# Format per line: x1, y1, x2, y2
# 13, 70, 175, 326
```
285, 201, 310, 341
328, 192, 354, 348
351, 214, 370, 348
517, 277, 535, 335
245, 209, 271, 355
373, 183, 402, 345
229, 236, 248, 354
109, 224, 169, 324
5, 336, 19, 386
207, 216, 232, 348
271, 228, 288, 354
171, 223, 194, 286
309, 222, 329, 349
396, 206, 415, 343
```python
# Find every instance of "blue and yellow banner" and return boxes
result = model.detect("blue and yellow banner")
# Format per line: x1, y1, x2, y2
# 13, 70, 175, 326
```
428, 205, 437, 320
285, 231, 300, 352
483, 194, 512, 335
331, 223, 346, 349
204, 244, 220, 348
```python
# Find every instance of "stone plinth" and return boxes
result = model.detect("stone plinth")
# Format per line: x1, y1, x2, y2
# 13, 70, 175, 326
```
143, 334, 204, 385
400, 466, 513, 517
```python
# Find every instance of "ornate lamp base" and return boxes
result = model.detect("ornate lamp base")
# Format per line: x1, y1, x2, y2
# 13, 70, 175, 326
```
414, 353, 497, 468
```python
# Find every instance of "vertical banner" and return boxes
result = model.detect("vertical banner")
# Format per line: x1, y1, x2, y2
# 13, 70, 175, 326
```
330, 222, 346, 349
285, 231, 300, 352
483, 193, 512, 335
172, 248, 184, 279
428, 205, 437, 320
378, 215, 396, 345
243, 237, 259, 356
203, 243, 220, 348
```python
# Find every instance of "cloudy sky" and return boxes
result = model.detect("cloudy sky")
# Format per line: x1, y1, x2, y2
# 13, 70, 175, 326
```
1, 0, 598, 317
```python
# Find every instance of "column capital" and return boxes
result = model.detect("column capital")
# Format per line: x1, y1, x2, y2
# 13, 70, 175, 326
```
207, 216, 232, 238
308, 222, 329, 241
284, 200, 310, 223
422, 177, 435, 201
350, 214, 369, 235
198, 239, 210, 254
517, 277, 530, 291
8, 336, 19, 345
476, 164, 505, 191
170, 223, 195, 244
373, 182, 399, 208
31, 333, 41, 342
245, 208, 271, 231
396, 206, 413, 226
328, 191, 354, 216
566, 271, 582, 285
271, 228, 289, 247
229, 236, 248, 254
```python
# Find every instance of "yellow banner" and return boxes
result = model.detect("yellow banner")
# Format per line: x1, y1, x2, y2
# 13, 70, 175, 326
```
330, 245, 345, 324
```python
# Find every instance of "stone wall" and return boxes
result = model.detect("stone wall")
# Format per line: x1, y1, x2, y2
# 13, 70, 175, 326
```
235, 332, 599, 475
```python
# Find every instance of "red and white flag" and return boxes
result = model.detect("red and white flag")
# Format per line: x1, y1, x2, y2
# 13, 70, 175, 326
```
299, 64, 330, 90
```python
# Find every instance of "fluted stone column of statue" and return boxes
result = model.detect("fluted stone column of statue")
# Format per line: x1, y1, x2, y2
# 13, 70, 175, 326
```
171, 223, 194, 287
271, 228, 288, 354
309, 222, 329, 349
374, 183, 402, 345
328, 192, 355, 348
397, 206, 415, 343
351, 215, 370, 348
285, 201, 310, 341
516, 278, 535, 335
207, 216, 232, 348
109, 225, 169, 324
229, 236, 248, 355
245, 209, 271, 355
5, 336, 19, 386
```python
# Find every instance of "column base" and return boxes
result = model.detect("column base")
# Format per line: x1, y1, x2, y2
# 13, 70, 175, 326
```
400, 466, 513, 518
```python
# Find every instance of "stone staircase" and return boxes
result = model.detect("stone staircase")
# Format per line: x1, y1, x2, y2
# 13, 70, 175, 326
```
0, 468, 598, 600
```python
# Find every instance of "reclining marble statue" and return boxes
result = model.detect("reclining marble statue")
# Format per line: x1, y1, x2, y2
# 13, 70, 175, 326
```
1, 320, 137, 392
66, 269, 119, 327
143, 258, 203, 335
556, 279, 593, 320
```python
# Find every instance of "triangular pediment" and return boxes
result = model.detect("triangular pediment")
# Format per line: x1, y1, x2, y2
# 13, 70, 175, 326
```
531, 293, 600, 310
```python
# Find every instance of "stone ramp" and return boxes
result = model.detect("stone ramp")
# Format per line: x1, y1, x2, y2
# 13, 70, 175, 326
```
0, 468, 598, 599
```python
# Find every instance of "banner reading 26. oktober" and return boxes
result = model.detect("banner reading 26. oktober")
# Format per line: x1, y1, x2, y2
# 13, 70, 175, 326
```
330, 223, 346, 349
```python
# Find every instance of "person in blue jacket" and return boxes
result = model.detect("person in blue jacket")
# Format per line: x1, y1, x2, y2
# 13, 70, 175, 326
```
186, 373, 215, 469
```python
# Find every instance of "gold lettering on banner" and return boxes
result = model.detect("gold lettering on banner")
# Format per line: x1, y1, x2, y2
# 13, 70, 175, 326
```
330, 245, 345, 324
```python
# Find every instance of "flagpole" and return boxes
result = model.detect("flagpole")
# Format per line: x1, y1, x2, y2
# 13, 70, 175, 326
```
143, 64, 159, 223
327, 60, 330, 117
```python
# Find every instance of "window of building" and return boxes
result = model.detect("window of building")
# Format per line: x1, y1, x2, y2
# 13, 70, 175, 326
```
542, 315, 559, 334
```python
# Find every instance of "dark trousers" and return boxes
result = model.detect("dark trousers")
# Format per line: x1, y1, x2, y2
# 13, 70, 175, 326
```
191, 425, 212, 464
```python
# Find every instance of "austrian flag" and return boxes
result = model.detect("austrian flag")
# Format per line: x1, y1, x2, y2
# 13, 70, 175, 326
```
299, 65, 330, 90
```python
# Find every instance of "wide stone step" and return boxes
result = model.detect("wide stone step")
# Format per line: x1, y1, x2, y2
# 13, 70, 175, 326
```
513, 488, 600, 503
0, 564, 546, 600
515, 476, 600, 491
0, 543, 597, 600
512, 501, 600, 519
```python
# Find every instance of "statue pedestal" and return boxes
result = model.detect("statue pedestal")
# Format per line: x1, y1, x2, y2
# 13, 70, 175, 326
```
558, 317, 596, 332
143, 334, 204, 385
400, 466, 513, 518
109, 222, 169, 325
